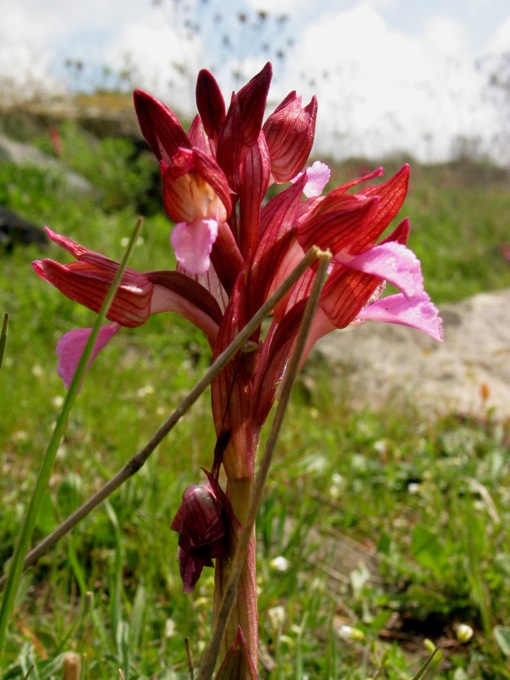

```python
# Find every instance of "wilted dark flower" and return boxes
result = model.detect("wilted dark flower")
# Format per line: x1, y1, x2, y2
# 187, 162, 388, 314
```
170, 472, 232, 592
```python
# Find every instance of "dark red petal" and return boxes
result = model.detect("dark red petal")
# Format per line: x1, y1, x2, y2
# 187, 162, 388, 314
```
188, 115, 213, 154
236, 62, 272, 149
319, 266, 382, 329
254, 298, 307, 426
359, 164, 410, 238
133, 89, 190, 162
263, 94, 318, 183
146, 270, 223, 327
216, 93, 244, 189
298, 192, 379, 254
381, 217, 410, 245
238, 134, 271, 258
196, 69, 226, 139
34, 260, 152, 327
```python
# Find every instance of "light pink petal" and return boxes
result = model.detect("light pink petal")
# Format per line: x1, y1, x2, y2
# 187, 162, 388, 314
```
358, 292, 443, 341
170, 218, 219, 275
56, 323, 121, 389
303, 160, 331, 197
291, 160, 331, 198
337, 241, 423, 298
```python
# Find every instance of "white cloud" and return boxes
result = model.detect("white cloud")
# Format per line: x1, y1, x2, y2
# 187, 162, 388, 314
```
272, 4, 499, 161
0, 0, 507, 161
244, 0, 308, 12
487, 15, 510, 54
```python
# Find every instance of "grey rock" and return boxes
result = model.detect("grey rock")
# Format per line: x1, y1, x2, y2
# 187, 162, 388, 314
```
0, 206, 48, 251
315, 289, 510, 419
0, 133, 96, 194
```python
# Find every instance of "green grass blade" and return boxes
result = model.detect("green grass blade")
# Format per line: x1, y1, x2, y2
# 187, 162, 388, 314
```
0, 313, 8, 372
0, 219, 143, 658
411, 646, 440, 680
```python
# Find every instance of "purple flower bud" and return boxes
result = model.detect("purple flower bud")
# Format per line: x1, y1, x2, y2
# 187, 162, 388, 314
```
171, 479, 228, 592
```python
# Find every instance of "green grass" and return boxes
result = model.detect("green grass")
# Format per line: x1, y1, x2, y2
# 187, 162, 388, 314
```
1, 126, 510, 678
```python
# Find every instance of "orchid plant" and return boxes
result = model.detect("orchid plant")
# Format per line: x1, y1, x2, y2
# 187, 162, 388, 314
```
31, 63, 442, 677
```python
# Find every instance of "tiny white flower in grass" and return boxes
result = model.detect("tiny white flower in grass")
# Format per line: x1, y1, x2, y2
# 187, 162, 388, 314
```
373, 439, 388, 455
164, 619, 176, 638
270, 556, 290, 572
12, 430, 28, 442
408, 482, 421, 494
32, 363, 44, 377
56, 444, 68, 460
329, 472, 345, 499
137, 384, 155, 398
338, 625, 365, 641
52, 395, 64, 409
267, 605, 285, 629
456, 623, 474, 643
121, 236, 145, 248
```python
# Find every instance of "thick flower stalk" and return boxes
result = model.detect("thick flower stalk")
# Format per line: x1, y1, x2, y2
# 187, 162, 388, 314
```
35, 62, 442, 675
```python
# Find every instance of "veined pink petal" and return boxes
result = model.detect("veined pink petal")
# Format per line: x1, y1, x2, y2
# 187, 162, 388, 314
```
292, 160, 331, 198
358, 292, 444, 341
56, 323, 121, 389
336, 241, 424, 298
170, 218, 219, 275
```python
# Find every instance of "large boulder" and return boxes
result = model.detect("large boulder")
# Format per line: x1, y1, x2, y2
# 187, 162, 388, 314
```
315, 289, 510, 419
0, 133, 96, 195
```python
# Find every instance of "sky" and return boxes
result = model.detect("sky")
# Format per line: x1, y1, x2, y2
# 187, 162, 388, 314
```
1, 0, 510, 163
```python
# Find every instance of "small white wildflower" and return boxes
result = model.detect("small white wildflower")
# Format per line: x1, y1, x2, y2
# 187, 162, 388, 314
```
137, 384, 155, 398
373, 439, 388, 455
52, 395, 64, 409
267, 605, 285, 629
456, 623, 474, 643
164, 618, 176, 638
12, 430, 28, 442
270, 556, 290, 572
329, 472, 345, 499
56, 444, 68, 460
408, 482, 421, 494
32, 364, 44, 378
338, 625, 365, 641
120, 236, 145, 248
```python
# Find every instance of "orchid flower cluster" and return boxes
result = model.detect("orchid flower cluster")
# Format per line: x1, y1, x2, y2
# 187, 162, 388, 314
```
33, 63, 442, 676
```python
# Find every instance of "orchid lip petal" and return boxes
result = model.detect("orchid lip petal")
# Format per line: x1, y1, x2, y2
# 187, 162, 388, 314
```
336, 241, 424, 298
170, 218, 219, 275
358, 292, 444, 342
56, 323, 121, 389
